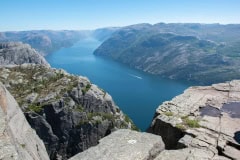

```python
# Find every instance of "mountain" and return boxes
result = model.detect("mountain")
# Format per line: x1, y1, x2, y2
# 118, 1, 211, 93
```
94, 23, 240, 85
0, 28, 118, 56
0, 42, 49, 66
92, 27, 120, 41
0, 82, 49, 160
0, 30, 90, 56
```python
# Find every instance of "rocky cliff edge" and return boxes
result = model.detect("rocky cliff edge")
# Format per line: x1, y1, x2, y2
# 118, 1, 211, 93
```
148, 80, 240, 160
0, 64, 137, 159
0, 82, 49, 160
70, 80, 240, 160
70, 129, 165, 160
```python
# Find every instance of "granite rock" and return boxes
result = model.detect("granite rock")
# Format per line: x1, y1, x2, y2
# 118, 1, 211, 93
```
0, 64, 137, 159
0, 82, 49, 160
0, 42, 49, 66
70, 129, 165, 160
148, 80, 240, 160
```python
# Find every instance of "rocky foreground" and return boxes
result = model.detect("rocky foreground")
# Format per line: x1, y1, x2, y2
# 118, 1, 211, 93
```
0, 64, 136, 160
72, 80, 240, 160
148, 80, 240, 159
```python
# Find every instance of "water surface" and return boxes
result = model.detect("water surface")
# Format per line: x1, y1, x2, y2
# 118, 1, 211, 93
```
46, 38, 190, 130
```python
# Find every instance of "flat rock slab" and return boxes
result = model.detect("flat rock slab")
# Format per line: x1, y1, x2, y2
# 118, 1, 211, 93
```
155, 148, 230, 160
148, 80, 240, 160
70, 129, 165, 160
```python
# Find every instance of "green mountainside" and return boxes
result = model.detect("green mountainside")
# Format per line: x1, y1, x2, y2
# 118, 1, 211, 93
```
94, 23, 240, 84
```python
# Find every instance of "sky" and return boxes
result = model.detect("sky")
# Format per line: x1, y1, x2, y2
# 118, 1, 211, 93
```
1, 0, 239, 31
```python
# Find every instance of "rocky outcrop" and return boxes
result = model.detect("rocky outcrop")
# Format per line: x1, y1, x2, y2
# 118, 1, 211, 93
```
0, 82, 49, 160
0, 64, 137, 160
0, 42, 49, 66
148, 80, 240, 160
69, 129, 165, 160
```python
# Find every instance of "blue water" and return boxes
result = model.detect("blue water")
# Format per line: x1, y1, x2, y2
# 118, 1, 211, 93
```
46, 38, 190, 131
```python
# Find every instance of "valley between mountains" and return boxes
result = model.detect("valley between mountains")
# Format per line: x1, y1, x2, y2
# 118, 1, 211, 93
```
0, 23, 240, 160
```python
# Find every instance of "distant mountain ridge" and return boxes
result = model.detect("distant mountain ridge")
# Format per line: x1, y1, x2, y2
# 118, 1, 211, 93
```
0, 28, 118, 56
94, 23, 240, 84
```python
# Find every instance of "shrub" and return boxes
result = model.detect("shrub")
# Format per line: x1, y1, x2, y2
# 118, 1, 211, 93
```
176, 124, 186, 130
164, 112, 174, 116
27, 104, 43, 113
75, 104, 84, 112
182, 116, 200, 128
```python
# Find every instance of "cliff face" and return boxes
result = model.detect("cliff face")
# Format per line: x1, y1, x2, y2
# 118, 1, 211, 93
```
0, 83, 49, 160
0, 64, 136, 160
148, 80, 240, 159
0, 42, 49, 66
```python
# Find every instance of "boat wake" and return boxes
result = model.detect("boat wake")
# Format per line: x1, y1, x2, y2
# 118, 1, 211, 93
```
128, 73, 143, 80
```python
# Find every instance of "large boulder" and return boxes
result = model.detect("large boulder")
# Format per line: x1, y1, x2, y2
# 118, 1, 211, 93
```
70, 129, 165, 160
0, 83, 49, 160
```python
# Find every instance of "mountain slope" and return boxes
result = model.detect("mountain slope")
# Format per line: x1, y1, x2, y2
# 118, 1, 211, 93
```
0, 64, 136, 159
0, 28, 118, 56
0, 42, 49, 66
94, 23, 240, 84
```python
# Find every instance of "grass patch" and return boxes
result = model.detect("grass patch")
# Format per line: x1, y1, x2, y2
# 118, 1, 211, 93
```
182, 116, 200, 128
27, 104, 43, 113
176, 124, 186, 130
82, 83, 92, 95
164, 111, 174, 116
20, 144, 26, 148
124, 114, 140, 131
75, 104, 84, 112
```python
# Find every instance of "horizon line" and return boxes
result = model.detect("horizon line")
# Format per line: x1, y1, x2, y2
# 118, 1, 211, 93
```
1, 22, 240, 32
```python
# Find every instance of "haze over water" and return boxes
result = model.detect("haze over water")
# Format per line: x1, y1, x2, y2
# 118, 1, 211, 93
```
46, 38, 190, 130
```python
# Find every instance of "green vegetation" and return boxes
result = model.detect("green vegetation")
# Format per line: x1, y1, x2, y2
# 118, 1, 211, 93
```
94, 24, 240, 85
20, 144, 26, 148
75, 104, 84, 112
27, 104, 43, 113
124, 114, 131, 123
181, 116, 200, 128
77, 120, 89, 126
176, 124, 186, 130
0, 65, 138, 133
164, 111, 174, 116
124, 114, 140, 131
0, 65, 81, 109
82, 83, 92, 95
